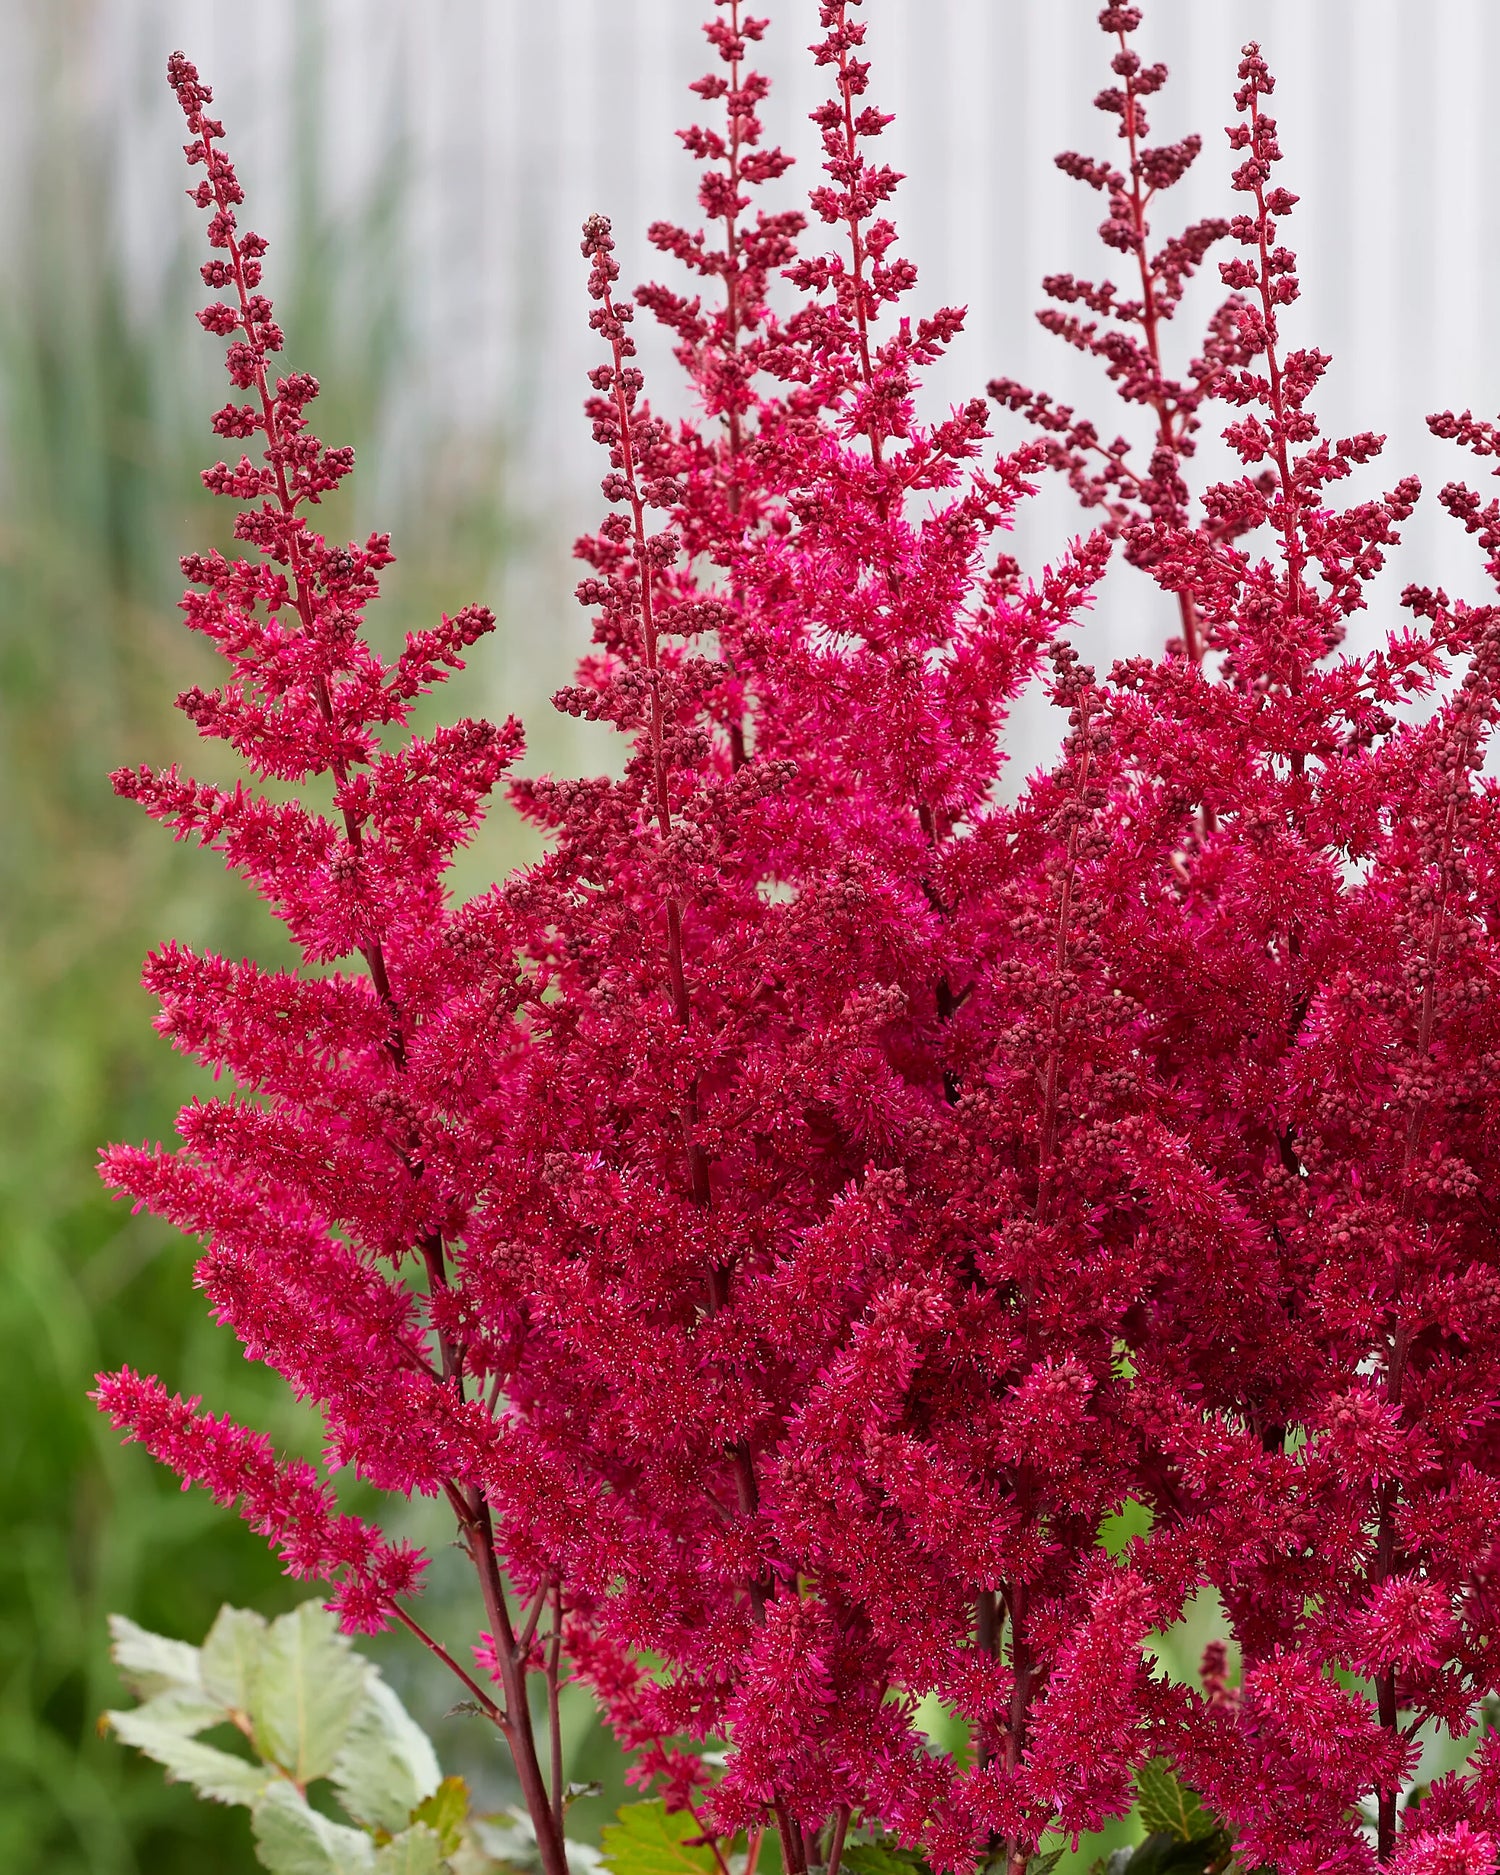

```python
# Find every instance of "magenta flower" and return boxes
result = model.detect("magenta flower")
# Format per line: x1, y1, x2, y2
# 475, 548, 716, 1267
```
96, 9, 1500, 1874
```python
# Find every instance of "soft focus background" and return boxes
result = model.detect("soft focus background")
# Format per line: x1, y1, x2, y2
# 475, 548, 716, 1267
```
2, 2, 1496, 1869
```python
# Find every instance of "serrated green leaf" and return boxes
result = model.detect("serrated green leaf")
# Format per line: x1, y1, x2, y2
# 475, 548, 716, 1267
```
125, 1683, 231, 1735
108, 1612, 205, 1701
1028, 1853, 1065, 1875
252, 1781, 377, 1875
203, 1604, 270, 1714
252, 1601, 370, 1786
599, 1801, 720, 1875
374, 1824, 448, 1875
331, 1677, 442, 1833
1136, 1761, 1220, 1844
106, 1702, 271, 1806
410, 1776, 470, 1855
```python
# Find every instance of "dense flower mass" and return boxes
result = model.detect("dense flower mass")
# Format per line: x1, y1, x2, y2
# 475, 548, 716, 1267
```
96, 8, 1500, 1875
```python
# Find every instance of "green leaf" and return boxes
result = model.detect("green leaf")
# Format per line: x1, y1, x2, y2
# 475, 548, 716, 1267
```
252, 1601, 370, 1786
252, 1781, 377, 1875
448, 1830, 531, 1875
410, 1776, 470, 1856
125, 1683, 232, 1734
472, 1812, 545, 1870
331, 1676, 442, 1833
1028, 1853, 1065, 1875
107, 1612, 204, 1701
1115, 1837, 1224, 1875
106, 1701, 271, 1806
1137, 1761, 1219, 1844
374, 1824, 448, 1875
202, 1603, 270, 1715
474, 1809, 601, 1875
599, 1801, 720, 1875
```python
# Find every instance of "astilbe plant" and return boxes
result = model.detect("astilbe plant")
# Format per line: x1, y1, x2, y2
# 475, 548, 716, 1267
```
92, 7, 1500, 1875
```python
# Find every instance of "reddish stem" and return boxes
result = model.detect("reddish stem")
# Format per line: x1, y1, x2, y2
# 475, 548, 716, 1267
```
723, 0, 747, 479
194, 119, 405, 1036
1001, 1580, 1036, 1875
1370, 767, 1467, 1855
826, 1805, 851, 1875
389, 1602, 507, 1731
459, 1487, 571, 1875
1116, 31, 1203, 665
687, 1804, 734, 1875
548, 1579, 566, 1842
1239, 79, 1307, 622
828, 2, 881, 465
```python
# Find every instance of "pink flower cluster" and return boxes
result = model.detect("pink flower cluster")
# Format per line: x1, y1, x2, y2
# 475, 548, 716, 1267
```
97, 9, 1500, 1875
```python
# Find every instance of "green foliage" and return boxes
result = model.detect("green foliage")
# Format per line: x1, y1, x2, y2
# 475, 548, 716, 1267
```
104, 1599, 542, 1875
411, 1780, 470, 1858
1080, 1767, 1230, 1875
251, 1782, 383, 1875
471, 1808, 602, 1875
1134, 1764, 1219, 1845
1089, 1839, 1224, 1875
108, 1615, 206, 1703
251, 1605, 373, 1788
203, 1607, 274, 1718
103, 1598, 627, 1875
374, 1825, 450, 1875
598, 1802, 718, 1875
334, 1682, 444, 1835
107, 1707, 271, 1808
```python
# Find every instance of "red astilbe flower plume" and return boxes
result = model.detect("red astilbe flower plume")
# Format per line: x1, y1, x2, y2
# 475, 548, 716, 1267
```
996, 18, 1500, 1874
99, 13, 1500, 1875
94, 1368, 425, 1632
987, 2, 1240, 663
94, 52, 575, 1875
473, 8, 1178, 1872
